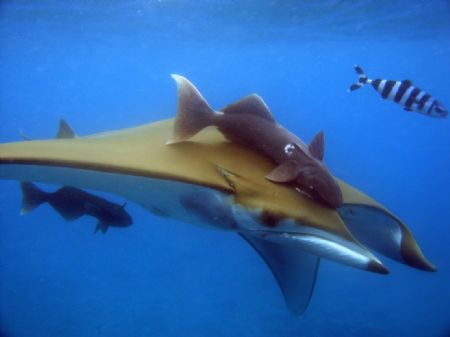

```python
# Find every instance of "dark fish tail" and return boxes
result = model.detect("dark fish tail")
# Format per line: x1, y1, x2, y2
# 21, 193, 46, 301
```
167, 74, 216, 144
20, 182, 48, 215
348, 65, 371, 91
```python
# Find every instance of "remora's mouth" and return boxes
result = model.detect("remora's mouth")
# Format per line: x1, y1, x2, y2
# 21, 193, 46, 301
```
251, 230, 388, 274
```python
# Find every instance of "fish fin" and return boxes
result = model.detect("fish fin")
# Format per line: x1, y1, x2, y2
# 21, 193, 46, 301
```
403, 107, 413, 112
20, 182, 47, 215
221, 94, 275, 122
56, 119, 76, 139
308, 131, 324, 161
348, 65, 369, 91
18, 129, 33, 141
338, 204, 436, 272
94, 220, 108, 234
167, 75, 215, 144
51, 206, 84, 221
402, 80, 413, 86
266, 161, 299, 183
240, 233, 320, 315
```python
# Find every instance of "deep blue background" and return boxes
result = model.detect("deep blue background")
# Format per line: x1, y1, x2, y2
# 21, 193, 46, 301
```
1, 1, 449, 336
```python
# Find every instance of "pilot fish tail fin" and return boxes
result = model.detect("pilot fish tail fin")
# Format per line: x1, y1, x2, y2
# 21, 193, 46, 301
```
348, 65, 371, 91
167, 74, 216, 144
20, 182, 48, 215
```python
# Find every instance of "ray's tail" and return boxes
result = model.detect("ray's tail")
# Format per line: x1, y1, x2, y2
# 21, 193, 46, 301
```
348, 65, 372, 91
20, 182, 48, 215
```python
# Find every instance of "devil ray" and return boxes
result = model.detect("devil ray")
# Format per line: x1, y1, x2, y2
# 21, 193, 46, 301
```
0, 75, 436, 315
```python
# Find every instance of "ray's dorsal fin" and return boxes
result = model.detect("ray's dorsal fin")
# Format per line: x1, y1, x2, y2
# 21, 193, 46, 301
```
221, 94, 275, 122
56, 119, 76, 139
308, 131, 324, 161
240, 233, 320, 315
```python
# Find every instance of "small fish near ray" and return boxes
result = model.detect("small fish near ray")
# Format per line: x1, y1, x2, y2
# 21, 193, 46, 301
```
349, 65, 448, 118
21, 182, 132, 233
18, 119, 130, 234
168, 74, 343, 209
0, 111, 435, 315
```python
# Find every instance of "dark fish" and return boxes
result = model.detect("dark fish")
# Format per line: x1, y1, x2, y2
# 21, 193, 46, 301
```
167, 75, 343, 209
20, 182, 132, 233
19, 119, 131, 233
349, 65, 448, 118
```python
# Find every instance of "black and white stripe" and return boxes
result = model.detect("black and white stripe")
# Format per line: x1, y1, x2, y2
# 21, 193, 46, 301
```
348, 65, 447, 118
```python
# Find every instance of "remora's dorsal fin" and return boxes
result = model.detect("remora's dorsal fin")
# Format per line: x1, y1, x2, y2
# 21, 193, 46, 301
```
167, 74, 215, 144
221, 94, 275, 122
56, 119, 76, 139
266, 161, 299, 183
308, 131, 324, 161
240, 233, 320, 315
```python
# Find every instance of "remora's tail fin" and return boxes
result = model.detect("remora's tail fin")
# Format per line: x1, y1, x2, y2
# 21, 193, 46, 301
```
20, 182, 48, 215
240, 233, 320, 315
56, 119, 76, 139
348, 65, 370, 91
167, 75, 215, 144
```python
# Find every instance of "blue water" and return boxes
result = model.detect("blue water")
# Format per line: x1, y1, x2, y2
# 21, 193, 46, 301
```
1, 1, 450, 336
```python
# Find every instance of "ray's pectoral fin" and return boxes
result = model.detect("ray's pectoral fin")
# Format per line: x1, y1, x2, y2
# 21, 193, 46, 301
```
240, 233, 320, 315
266, 161, 299, 183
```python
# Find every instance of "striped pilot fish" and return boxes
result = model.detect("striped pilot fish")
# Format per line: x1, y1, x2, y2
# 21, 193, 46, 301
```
349, 65, 448, 118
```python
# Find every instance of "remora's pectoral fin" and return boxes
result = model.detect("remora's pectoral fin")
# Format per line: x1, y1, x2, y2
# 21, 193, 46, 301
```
338, 204, 436, 272
221, 94, 275, 122
265, 161, 299, 183
94, 221, 108, 234
240, 233, 319, 315
308, 131, 324, 161
56, 119, 76, 139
